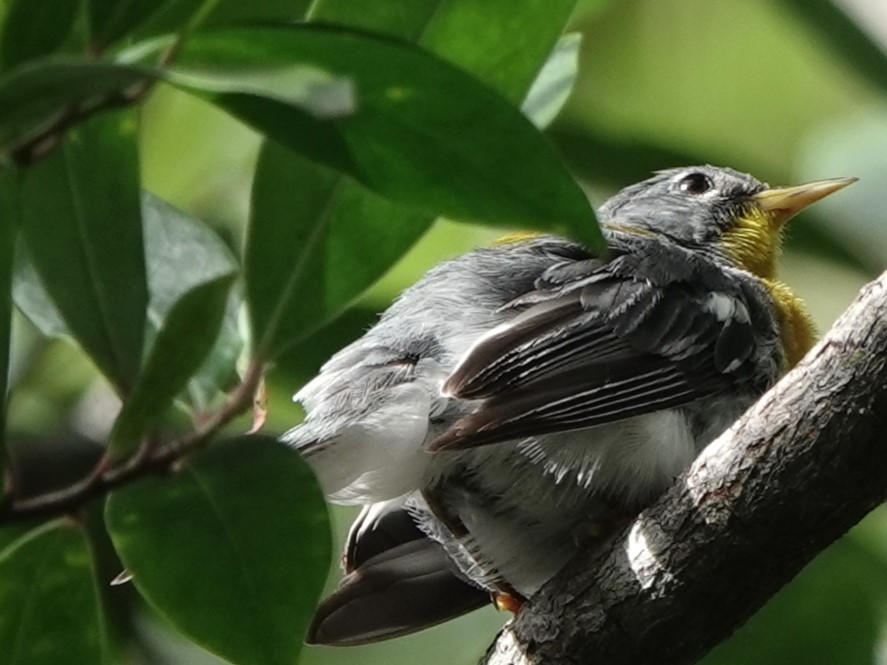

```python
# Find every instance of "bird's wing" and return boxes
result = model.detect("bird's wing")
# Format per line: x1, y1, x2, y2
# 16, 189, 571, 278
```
308, 504, 488, 646
430, 251, 766, 451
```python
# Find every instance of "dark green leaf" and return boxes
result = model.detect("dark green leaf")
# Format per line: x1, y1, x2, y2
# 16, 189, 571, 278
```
0, 58, 148, 155
130, 0, 312, 44
0, 0, 80, 69
18, 109, 147, 393
310, 0, 578, 103
246, 6, 590, 358
110, 274, 235, 457
141, 192, 242, 409
522, 33, 582, 129
248, 143, 430, 358
307, 0, 441, 41
0, 521, 108, 665
0, 167, 15, 479
778, 0, 887, 98
15, 191, 243, 406
170, 24, 601, 248
88, 0, 167, 50
106, 435, 331, 665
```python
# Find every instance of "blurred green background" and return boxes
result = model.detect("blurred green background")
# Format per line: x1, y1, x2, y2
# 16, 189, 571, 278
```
8, 0, 887, 663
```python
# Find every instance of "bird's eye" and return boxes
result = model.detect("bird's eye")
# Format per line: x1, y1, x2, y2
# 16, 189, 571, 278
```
677, 173, 713, 195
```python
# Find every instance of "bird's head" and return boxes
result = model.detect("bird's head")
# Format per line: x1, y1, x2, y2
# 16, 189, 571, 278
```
598, 165, 856, 279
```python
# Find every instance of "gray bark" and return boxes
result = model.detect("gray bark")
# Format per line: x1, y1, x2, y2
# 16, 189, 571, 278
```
483, 271, 887, 665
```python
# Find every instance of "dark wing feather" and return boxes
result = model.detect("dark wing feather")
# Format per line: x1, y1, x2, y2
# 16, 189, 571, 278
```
432, 248, 762, 452
343, 504, 426, 573
309, 509, 487, 646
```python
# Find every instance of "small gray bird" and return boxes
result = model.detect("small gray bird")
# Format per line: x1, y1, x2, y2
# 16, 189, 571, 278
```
282, 165, 854, 646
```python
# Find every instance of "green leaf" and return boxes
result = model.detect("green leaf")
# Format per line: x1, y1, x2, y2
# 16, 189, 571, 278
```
0, 521, 108, 665
0, 58, 148, 155
18, 109, 147, 393
310, 0, 578, 103
0, 168, 15, 478
522, 33, 582, 129
110, 274, 235, 457
106, 435, 331, 665
141, 191, 242, 410
248, 143, 431, 358
777, 0, 887, 98
131, 0, 312, 43
165, 62, 356, 119
169, 25, 601, 246
15, 191, 243, 406
0, 0, 80, 69
12, 244, 68, 337
246, 7, 591, 358
87, 0, 170, 50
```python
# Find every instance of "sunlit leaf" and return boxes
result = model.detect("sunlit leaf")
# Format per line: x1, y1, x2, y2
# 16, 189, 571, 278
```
310, 0, 578, 103
246, 1, 589, 359
522, 33, 582, 128
110, 274, 235, 457
0, 521, 108, 665
167, 25, 600, 247
17, 109, 147, 394
106, 435, 331, 665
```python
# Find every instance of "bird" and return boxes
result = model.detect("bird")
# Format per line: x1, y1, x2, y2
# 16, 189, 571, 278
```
281, 165, 855, 646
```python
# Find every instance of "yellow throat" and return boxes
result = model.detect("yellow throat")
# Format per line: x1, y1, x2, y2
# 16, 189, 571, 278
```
723, 177, 857, 369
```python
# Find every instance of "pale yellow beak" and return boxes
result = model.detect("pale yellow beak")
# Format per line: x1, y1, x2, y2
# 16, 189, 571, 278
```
753, 177, 857, 228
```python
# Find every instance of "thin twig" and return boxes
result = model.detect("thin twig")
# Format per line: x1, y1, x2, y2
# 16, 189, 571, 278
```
0, 360, 265, 523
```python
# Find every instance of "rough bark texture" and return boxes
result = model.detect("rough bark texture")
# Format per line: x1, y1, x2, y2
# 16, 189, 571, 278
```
483, 271, 887, 665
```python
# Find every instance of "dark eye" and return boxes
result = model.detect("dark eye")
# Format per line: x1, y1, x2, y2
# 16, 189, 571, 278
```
678, 173, 713, 195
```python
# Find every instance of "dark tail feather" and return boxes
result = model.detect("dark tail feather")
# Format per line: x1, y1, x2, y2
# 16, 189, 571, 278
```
307, 537, 489, 646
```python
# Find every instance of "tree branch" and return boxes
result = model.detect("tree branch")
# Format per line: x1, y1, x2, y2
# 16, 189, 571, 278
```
483, 270, 887, 665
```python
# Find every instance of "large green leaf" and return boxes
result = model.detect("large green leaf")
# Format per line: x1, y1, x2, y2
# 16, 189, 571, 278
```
0, 0, 80, 69
15, 191, 243, 407
106, 435, 331, 665
169, 25, 600, 244
0, 521, 108, 665
110, 274, 235, 457
310, 0, 578, 103
248, 143, 430, 358
246, 6, 590, 358
18, 109, 147, 393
